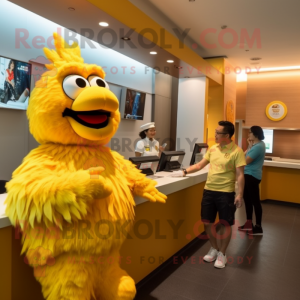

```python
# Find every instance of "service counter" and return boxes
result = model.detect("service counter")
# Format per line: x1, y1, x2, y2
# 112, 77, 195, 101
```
0, 169, 208, 300
261, 159, 300, 204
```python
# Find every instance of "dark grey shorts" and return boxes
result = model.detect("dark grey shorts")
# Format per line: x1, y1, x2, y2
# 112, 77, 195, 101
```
201, 189, 236, 226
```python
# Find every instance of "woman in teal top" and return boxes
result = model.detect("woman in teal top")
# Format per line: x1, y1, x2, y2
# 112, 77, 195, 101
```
238, 126, 265, 235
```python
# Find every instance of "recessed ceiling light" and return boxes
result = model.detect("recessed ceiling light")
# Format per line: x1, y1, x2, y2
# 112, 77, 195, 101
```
250, 57, 262, 61
99, 22, 109, 27
68, 7, 75, 11
150, 51, 157, 55
121, 37, 131, 41
167, 60, 174, 63
221, 25, 227, 29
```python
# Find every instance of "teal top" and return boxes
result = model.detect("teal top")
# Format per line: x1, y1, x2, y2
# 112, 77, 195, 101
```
245, 141, 265, 180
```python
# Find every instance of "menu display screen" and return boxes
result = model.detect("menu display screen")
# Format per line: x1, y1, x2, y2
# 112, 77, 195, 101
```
263, 129, 273, 153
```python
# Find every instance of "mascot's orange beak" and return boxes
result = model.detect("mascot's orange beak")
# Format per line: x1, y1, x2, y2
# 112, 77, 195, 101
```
63, 86, 119, 141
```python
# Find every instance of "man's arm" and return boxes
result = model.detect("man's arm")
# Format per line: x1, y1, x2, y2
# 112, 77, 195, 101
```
183, 158, 209, 176
171, 158, 210, 177
188, 158, 209, 172
235, 166, 245, 207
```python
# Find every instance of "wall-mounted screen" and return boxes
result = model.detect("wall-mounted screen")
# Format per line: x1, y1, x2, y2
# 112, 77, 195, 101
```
263, 129, 273, 153
120, 87, 146, 120
0, 56, 31, 110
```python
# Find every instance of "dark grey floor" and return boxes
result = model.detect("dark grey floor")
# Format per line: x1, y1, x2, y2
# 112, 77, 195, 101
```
135, 201, 300, 300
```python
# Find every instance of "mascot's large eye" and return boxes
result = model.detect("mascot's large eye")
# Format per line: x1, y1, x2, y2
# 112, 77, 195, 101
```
88, 76, 110, 90
63, 75, 89, 100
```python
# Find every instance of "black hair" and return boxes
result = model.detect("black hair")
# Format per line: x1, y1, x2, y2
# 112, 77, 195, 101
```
139, 130, 148, 139
8, 60, 15, 70
250, 126, 264, 140
218, 121, 235, 138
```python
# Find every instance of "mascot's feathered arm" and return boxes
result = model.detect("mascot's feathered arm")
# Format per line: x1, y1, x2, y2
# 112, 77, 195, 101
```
112, 151, 167, 203
5, 149, 112, 229
131, 176, 167, 203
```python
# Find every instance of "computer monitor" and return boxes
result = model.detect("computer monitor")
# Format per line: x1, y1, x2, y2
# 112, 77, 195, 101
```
157, 151, 185, 172
129, 156, 159, 176
190, 143, 209, 166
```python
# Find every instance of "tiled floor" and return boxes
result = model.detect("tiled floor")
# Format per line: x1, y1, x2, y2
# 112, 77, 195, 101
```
135, 201, 300, 300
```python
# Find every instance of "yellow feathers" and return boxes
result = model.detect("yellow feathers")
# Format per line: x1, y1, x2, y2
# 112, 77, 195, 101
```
44, 32, 84, 68
5, 32, 166, 300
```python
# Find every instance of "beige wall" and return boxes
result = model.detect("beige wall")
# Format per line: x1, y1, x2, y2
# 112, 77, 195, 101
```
223, 59, 237, 122
239, 70, 300, 159
246, 70, 300, 128
153, 72, 173, 150
236, 81, 247, 120
271, 131, 300, 159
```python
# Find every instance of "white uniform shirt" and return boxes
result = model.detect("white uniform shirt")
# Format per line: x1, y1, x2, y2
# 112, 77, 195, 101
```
135, 137, 160, 157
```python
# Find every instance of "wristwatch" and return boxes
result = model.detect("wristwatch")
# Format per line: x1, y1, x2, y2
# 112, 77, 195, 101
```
182, 168, 188, 175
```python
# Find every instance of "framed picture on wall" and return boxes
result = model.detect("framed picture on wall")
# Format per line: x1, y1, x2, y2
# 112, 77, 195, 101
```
120, 87, 146, 120
0, 56, 32, 110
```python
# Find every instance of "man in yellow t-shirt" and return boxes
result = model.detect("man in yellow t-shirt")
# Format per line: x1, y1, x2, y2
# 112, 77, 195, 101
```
172, 121, 246, 269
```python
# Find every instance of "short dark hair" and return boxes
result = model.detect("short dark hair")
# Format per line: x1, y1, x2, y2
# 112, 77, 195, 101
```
251, 126, 264, 140
218, 121, 235, 138
139, 130, 148, 139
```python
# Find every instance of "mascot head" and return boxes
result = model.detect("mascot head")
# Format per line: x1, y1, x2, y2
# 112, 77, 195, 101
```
27, 32, 120, 145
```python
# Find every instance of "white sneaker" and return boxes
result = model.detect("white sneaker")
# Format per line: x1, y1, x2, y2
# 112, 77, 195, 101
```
203, 247, 218, 262
214, 252, 227, 268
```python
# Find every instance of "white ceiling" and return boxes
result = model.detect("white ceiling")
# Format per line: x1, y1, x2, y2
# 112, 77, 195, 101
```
9, 0, 300, 77
9, 0, 205, 78
130, 0, 300, 71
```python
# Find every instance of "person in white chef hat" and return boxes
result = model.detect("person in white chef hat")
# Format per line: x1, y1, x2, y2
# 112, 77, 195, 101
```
135, 122, 166, 157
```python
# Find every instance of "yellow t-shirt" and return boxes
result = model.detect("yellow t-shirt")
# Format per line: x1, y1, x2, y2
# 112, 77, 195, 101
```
204, 141, 246, 192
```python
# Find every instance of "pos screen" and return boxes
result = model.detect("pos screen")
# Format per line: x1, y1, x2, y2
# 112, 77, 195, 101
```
156, 151, 185, 172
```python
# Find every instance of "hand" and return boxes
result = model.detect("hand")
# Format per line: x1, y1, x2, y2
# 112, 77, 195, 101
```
132, 178, 167, 203
234, 194, 243, 208
142, 187, 167, 203
159, 146, 165, 152
171, 170, 185, 177
247, 138, 253, 147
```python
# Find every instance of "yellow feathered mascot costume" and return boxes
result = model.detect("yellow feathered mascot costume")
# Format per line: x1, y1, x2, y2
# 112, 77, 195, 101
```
5, 33, 167, 300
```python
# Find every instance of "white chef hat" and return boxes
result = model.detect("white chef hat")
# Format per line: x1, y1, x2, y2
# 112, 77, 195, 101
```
140, 122, 155, 132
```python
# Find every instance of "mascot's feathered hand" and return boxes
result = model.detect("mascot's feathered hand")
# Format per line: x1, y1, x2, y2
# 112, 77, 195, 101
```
5, 32, 166, 300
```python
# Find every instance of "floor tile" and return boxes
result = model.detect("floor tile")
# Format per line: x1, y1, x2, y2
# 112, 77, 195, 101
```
273, 265, 300, 300
217, 288, 275, 300
151, 275, 220, 300
284, 247, 300, 270
267, 204, 297, 216
167, 263, 227, 290
136, 202, 300, 300
150, 288, 192, 300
